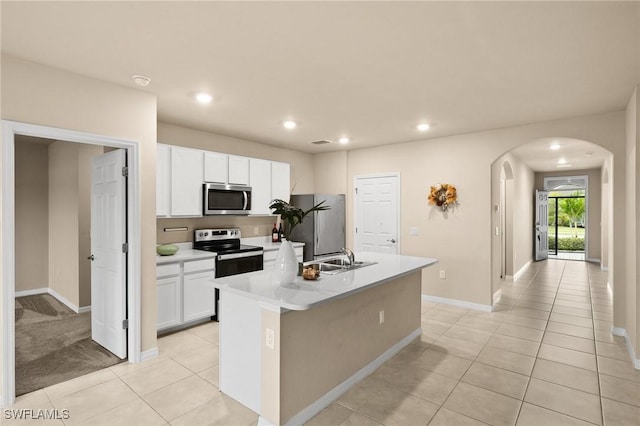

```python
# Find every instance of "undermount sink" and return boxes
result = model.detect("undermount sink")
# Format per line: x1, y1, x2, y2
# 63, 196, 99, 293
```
309, 258, 377, 275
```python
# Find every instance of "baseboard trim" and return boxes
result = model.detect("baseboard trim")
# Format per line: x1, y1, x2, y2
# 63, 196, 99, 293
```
610, 327, 640, 370
141, 348, 159, 362
15, 287, 91, 314
260, 328, 422, 426
15, 288, 48, 297
587, 258, 601, 264
492, 288, 503, 305
513, 260, 533, 282
47, 288, 80, 314
422, 294, 492, 312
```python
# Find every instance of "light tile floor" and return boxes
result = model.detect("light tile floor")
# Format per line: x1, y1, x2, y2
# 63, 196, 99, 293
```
5, 260, 639, 425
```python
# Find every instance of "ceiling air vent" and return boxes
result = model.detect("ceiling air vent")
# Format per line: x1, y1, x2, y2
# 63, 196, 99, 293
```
311, 140, 332, 145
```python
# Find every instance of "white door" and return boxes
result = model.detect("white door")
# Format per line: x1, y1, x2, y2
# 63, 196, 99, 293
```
535, 190, 549, 261
91, 149, 127, 359
354, 175, 399, 254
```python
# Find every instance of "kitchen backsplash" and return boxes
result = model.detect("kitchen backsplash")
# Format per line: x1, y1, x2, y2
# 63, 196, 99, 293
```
157, 216, 278, 245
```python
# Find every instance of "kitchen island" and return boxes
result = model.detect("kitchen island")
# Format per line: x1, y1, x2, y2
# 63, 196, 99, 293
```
212, 252, 438, 426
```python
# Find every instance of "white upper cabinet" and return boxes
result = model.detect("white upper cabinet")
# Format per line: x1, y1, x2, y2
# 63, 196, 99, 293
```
203, 152, 228, 184
271, 161, 291, 203
203, 153, 250, 186
156, 144, 171, 216
170, 146, 203, 216
249, 159, 272, 215
228, 155, 250, 185
157, 143, 290, 217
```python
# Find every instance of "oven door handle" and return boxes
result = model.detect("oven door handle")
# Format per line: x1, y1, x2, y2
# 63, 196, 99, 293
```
217, 250, 264, 261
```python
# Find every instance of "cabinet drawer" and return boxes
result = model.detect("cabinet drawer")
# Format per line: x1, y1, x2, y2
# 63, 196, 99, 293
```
184, 258, 216, 274
263, 250, 278, 262
157, 263, 180, 278
263, 246, 303, 261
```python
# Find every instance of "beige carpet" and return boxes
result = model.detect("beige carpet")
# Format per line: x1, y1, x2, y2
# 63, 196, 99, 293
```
15, 294, 124, 396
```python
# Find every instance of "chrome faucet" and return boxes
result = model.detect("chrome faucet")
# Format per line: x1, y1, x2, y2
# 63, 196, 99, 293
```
341, 248, 355, 265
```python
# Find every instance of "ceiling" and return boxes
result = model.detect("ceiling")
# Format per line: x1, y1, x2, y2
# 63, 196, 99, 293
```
510, 137, 610, 172
2, 1, 639, 161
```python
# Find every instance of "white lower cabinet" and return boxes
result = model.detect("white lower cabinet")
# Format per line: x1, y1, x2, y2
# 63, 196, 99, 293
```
157, 258, 216, 332
263, 246, 304, 270
157, 275, 181, 330
183, 271, 216, 322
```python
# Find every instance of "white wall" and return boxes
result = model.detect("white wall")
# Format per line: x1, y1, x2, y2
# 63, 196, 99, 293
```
48, 141, 80, 306
14, 140, 49, 292
624, 87, 638, 360
341, 112, 625, 309
491, 152, 535, 295
1, 53, 158, 397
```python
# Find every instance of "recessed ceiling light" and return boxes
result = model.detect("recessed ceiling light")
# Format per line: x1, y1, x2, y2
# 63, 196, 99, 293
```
550, 143, 560, 150
584, 152, 593, 157
417, 123, 430, 132
195, 93, 213, 104
339, 137, 350, 144
558, 158, 567, 164
132, 75, 151, 87
557, 164, 573, 168
283, 120, 297, 130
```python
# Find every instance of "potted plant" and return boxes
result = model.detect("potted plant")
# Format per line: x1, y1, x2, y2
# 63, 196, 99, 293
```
269, 198, 330, 284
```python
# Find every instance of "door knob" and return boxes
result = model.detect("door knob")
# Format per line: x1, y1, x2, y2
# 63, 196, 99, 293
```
87, 255, 95, 261
388, 239, 396, 243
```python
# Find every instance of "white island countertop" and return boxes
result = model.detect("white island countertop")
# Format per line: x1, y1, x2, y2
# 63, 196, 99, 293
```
211, 252, 438, 310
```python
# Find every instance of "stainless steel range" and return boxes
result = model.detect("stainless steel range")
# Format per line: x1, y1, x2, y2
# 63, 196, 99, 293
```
193, 228, 263, 320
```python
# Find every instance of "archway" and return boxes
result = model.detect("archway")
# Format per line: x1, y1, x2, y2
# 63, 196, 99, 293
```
490, 137, 613, 308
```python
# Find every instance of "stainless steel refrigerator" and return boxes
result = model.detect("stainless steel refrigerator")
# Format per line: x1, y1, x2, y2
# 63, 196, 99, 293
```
289, 194, 346, 261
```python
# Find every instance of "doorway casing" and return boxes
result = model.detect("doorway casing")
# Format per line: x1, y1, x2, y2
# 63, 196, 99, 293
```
1, 120, 142, 407
544, 175, 589, 261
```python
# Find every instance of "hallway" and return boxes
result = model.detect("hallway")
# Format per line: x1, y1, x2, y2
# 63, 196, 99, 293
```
4, 260, 639, 425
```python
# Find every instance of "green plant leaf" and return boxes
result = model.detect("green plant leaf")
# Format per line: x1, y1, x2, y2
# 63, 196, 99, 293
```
269, 199, 331, 239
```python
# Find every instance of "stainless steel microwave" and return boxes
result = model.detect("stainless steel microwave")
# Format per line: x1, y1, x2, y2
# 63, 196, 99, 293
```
203, 183, 252, 215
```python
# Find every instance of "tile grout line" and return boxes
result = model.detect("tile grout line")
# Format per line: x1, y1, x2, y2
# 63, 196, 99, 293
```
513, 259, 565, 426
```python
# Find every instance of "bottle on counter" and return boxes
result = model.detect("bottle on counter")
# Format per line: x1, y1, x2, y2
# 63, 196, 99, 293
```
278, 223, 283, 242
272, 223, 279, 243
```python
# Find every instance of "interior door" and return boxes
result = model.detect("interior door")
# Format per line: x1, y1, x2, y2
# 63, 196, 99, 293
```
354, 175, 399, 254
535, 190, 549, 261
90, 149, 127, 358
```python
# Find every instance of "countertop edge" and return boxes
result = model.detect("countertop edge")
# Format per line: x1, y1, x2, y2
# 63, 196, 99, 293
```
213, 256, 438, 310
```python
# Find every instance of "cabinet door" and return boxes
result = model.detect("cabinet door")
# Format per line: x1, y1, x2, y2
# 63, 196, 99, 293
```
271, 161, 291, 203
204, 152, 228, 183
183, 271, 216, 322
157, 275, 181, 330
249, 159, 272, 214
156, 144, 171, 216
228, 155, 250, 185
170, 146, 204, 216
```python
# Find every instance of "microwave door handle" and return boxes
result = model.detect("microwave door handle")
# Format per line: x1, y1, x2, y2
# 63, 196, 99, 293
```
243, 191, 248, 210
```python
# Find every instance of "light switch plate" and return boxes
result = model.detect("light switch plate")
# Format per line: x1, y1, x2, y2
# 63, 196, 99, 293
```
410, 227, 419, 236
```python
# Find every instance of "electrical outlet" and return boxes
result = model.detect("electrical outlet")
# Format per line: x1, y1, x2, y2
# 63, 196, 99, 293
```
254, 226, 260, 235
439, 270, 446, 280
410, 227, 419, 236
379, 310, 385, 324
265, 328, 275, 349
